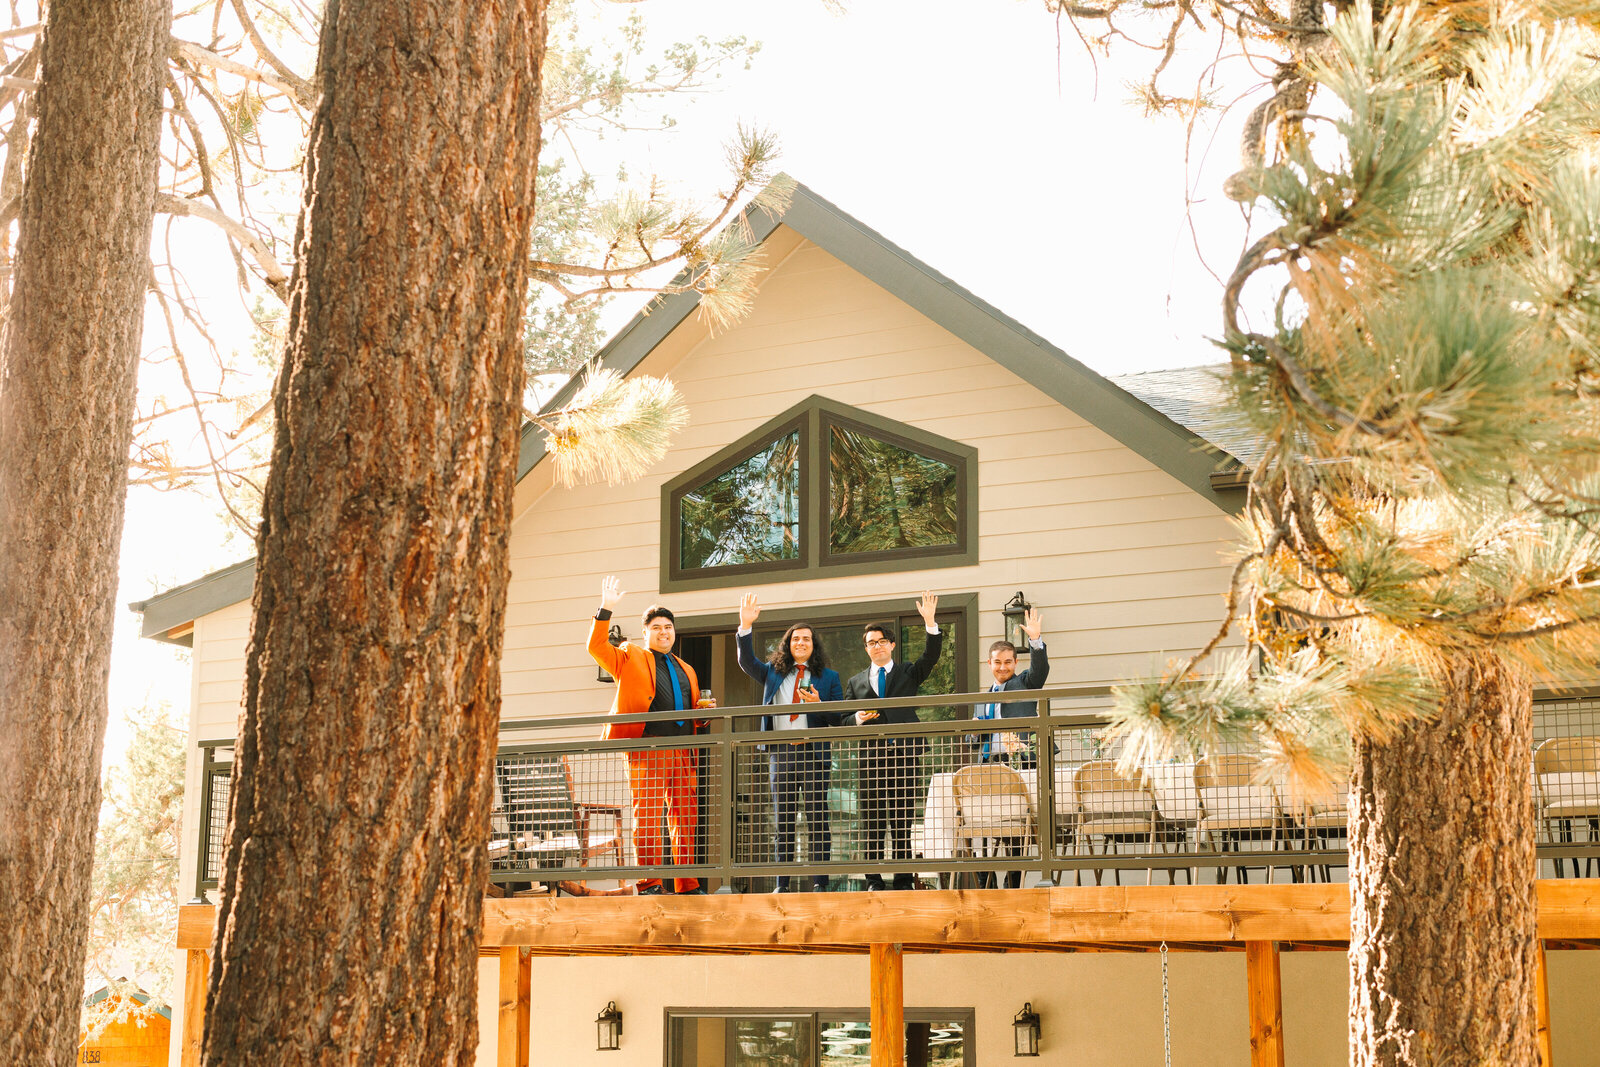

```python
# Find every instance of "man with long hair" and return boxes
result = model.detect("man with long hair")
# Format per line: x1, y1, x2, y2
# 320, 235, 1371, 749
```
736, 592, 844, 892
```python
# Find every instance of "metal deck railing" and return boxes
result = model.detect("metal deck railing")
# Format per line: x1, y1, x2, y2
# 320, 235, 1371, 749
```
192, 688, 1600, 897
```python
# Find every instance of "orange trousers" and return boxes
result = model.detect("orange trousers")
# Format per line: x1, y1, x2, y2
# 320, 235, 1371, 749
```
625, 747, 700, 892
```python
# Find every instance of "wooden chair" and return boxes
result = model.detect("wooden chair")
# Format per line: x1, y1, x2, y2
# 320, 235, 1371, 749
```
1534, 737, 1600, 877
951, 763, 1035, 889
493, 753, 625, 896
1294, 784, 1349, 883
1072, 760, 1160, 886
1195, 753, 1286, 884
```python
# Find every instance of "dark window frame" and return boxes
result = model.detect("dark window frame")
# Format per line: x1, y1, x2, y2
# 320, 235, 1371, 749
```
664, 411, 811, 586
660, 395, 979, 594
664, 1006, 976, 1067
819, 409, 971, 569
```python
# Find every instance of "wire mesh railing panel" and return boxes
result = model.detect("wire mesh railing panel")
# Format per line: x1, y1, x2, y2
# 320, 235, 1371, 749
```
192, 689, 1600, 896
1533, 700, 1600, 878
490, 741, 722, 890
202, 764, 231, 887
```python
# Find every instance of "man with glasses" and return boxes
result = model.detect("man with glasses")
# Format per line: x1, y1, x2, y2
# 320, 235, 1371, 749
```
844, 592, 942, 891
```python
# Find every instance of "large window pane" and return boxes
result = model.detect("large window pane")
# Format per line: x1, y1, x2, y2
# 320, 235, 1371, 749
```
680, 431, 801, 569
819, 1018, 967, 1066
668, 1015, 810, 1067
828, 425, 959, 555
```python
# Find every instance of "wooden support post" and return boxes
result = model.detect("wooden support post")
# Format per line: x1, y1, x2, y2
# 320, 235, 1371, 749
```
1535, 939, 1554, 1067
498, 946, 524, 1067
517, 947, 532, 1067
181, 948, 209, 1067
1245, 940, 1285, 1067
870, 942, 905, 1067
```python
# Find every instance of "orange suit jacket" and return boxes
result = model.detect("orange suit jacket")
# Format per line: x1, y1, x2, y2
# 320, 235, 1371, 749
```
588, 615, 701, 741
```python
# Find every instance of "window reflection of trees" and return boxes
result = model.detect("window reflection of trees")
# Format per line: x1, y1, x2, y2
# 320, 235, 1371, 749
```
679, 431, 801, 569
828, 426, 958, 554
819, 1019, 967, 1065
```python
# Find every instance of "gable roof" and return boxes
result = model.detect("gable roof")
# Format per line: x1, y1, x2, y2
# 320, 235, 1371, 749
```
131, 179, 1243, 643
1113, 364, 1261, 470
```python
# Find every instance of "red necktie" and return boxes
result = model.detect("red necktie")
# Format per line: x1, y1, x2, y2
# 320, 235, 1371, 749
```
789, 663, 807, 721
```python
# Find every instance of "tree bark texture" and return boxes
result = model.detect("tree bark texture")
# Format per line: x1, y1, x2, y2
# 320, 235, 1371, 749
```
0, 2, 169, 1064
201, 1, 546, 1063
1349, 651, 1538, 1067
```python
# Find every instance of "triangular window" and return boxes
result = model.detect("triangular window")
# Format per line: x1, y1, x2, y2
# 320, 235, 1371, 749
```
663, 397, 975, 591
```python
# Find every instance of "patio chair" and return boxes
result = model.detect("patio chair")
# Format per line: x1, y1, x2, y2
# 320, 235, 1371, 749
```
1286, 783, 1349, 883
1195, 753, 1288, 884
1072, 760, 1160, 886
1534, 737, 1600, 878
493, 753, 625, 896
952, 763, 1035, 889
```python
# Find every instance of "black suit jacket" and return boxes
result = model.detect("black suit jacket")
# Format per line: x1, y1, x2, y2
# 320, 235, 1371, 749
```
844, 629, 944, 724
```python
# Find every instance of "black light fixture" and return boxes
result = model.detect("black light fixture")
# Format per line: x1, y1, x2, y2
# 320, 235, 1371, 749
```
1001, 591, 1032, 649
596, 1001, 623, 1050
596, 624, 624, 683
1013, 1002, 1041, 1057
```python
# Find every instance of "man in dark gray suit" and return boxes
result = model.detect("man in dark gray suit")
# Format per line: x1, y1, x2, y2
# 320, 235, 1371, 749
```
845, 592, 942, 891
971, 607, 1048, 766
971, 607, 1048, 888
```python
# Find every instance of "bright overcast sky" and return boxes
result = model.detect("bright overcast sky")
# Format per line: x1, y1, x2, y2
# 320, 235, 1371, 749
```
108, 0, 1269, 755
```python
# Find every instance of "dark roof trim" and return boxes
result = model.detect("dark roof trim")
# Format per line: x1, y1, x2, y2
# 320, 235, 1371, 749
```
132, 178, 1240, 634
521, 182, 1241, 507
128, 558, 254, 644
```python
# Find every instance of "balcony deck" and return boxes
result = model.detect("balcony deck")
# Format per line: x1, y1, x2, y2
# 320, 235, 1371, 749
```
181, 686, 1600, 1065
176, 882, 1600, 1067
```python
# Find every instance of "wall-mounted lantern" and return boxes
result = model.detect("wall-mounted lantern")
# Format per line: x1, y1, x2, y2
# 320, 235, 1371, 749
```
1001, 592, 1032, 649
1013, 1002, 1041, 1056
596, 1001, 623, 1050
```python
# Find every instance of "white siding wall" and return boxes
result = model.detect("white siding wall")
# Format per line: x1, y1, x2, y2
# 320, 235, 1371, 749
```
502, 233, 1238, 727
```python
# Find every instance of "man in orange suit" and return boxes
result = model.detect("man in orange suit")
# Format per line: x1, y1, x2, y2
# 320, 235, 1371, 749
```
587, 575, 708, 895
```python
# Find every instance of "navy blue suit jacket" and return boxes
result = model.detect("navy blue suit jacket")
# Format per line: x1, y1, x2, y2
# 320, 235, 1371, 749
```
735, 629, 844, 732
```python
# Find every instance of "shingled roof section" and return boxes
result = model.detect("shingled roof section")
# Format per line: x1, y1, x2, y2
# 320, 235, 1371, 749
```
1111, 364, 1264, 471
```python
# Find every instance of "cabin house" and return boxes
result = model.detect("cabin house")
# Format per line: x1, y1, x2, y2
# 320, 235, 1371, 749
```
135, 183, 1600, 1066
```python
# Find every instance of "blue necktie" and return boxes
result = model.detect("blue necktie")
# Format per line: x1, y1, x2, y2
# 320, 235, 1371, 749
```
876, 666, 887, 697
663, 654, 686, 725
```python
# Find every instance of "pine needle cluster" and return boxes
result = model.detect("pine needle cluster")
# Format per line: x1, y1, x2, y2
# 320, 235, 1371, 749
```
1111, 0, 1600, 797
532, 367, 689, 487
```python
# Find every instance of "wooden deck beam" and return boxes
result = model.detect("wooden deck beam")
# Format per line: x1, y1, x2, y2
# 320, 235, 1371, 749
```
870, 943, 904, 1067
177, 880, 1600, 955
1246, 941, 1285, 1067
181, 948, 208, 1067
1535, 939, 1554, 1067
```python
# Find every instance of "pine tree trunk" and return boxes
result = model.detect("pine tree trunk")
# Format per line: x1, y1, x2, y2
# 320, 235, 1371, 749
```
0, 3, 169, 1063
200, 1, 546, 1062
1349, 650, 1538, 1066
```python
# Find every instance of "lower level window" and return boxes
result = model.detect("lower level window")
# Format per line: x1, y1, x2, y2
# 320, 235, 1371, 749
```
667, 1009, 972, 1067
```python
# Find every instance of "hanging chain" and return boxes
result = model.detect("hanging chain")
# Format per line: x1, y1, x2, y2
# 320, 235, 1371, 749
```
1160, 940, 1172, 1067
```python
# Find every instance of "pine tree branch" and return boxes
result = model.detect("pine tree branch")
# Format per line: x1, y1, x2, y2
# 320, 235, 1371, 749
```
154, 192, 290, 299
227, 0, 316, 109
170, 38, 302, 102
